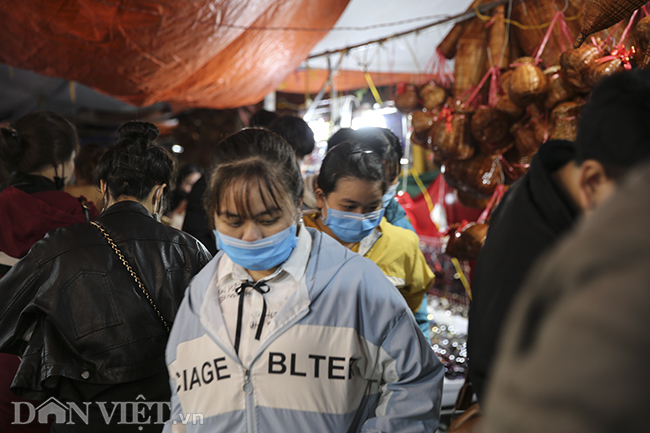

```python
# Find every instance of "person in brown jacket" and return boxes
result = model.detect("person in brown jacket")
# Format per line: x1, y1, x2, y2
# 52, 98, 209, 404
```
481, 70, 650, 432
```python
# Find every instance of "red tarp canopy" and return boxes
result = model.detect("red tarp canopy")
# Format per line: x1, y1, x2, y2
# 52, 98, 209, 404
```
0, 0, 350, 109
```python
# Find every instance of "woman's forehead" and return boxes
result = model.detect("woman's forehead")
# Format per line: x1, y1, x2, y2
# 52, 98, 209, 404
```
334, 177, 382, 194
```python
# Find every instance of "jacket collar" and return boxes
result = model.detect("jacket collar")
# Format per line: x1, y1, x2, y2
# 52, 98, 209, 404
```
100, 200, 153, 219
527, 152, 578, 234
194, 228, 359, 363
9, 172, 60, 193
357, 218, 385, 256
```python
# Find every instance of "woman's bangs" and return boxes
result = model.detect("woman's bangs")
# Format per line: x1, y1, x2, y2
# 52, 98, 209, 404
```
217, 169, 284, 219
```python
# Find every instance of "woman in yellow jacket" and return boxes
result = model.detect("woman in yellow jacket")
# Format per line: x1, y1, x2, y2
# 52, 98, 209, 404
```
303, 141, 434, 317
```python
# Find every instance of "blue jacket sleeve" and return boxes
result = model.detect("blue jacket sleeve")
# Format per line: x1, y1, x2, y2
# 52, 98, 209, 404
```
362, 310, 444, 432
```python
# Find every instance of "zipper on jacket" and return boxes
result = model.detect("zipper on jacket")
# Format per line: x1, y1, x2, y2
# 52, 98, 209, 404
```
243, 368, 256, 433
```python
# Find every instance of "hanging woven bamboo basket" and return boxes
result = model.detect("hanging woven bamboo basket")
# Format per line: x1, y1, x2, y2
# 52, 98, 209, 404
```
574, 0, 648, 47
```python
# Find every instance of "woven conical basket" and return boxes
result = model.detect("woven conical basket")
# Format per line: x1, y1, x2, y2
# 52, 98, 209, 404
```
575, 0, 647, 47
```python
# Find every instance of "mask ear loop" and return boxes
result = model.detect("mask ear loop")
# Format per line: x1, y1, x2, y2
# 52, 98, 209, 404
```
320, 198, 329, 224
153, 185, 164, 222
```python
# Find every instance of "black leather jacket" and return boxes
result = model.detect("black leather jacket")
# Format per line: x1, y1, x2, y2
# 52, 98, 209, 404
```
0, 201, 212, 399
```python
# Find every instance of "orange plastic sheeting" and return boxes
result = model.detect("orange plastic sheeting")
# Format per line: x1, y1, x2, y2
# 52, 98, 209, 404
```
278, 69, 424, 94
0, 0, 350, 108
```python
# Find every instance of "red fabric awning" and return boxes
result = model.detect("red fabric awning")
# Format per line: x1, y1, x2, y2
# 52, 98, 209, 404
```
0, 0, 350, 109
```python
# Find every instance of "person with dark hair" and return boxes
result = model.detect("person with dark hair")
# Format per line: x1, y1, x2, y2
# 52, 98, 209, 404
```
302, 127, 357, 210
355, 128, 401, 189
0, 110, 100, 433
164, 128, 443, 432
248, 108, 278, 128
65, 142, 108, 210
165, 164, 204, 229
353, 127, 433, 340
325, 127, 356, 152
0, 121, 212, 432
303, 141, 435, 331
470, 69, 650, 410
483, 159, 650, 433
468, 139, 579, 402
180, 174, 216, 255
269, 115, 315, 162
353, 127, 415, 230
0, 111, 99, 266
302, 128, 346, 210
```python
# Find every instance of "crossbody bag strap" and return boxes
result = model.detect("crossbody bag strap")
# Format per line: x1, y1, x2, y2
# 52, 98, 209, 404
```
78, 197, 90, 223
90, 221, 171, 332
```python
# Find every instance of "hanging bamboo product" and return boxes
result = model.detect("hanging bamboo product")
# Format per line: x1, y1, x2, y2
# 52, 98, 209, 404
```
488, 4, 510, 70
479, 137, 515, 158
427, 110, 476, 162
503, 144, 535, 182
455, 189, 491, 209
444, 222, 489, 261
442, 152, 503, 198
437, 0, 483, 59
560, 44, 602, 92
410, 131, 427, 148
587, 54, 627, 86
550, 100, 583, 141
500, 69, 514, 94
530, 114, 550, 145
634, 15, 650, 68
470, 106, 514, 156
420, 83, 447, 111
511, 120, 543, 158
544, 65, 577, 110
395, 83, 420, 113
507, 57, 549, 107
574, 0, 647, 47
494, 93, 525, 120
452, 17, 489, 97
412, 110, 436, 140
511, 0, 582, 66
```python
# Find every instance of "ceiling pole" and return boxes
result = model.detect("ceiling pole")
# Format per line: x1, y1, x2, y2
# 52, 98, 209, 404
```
330, 57, 340, 135
307, 0, 510, 61
302, 51, 346, 122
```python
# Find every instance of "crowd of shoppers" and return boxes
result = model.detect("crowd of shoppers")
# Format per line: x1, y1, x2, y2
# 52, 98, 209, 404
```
1, 68, 649, 433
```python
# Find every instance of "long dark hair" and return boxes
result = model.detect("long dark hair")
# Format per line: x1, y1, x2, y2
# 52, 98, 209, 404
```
205, 128, 304, 228
0, 110, 78, 174
97, 121, 176, 201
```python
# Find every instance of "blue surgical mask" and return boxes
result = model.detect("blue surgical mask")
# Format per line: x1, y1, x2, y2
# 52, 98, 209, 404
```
323, 206, 384, 243
382, 183, 399, 209
214, 225, 298, 271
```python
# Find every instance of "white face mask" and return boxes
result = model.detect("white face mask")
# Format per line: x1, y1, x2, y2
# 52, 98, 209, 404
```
382, 183, 399, 209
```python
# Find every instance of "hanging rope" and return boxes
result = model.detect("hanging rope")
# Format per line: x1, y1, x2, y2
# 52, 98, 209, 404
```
364, 72, 383, 105
473, 4, 583, 30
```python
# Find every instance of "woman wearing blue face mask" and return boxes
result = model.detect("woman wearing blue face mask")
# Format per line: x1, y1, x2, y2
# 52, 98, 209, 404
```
164, 129, 444, 433
355, 127, 414, 232
303, 141, 435, 320
354, 127, 432, 342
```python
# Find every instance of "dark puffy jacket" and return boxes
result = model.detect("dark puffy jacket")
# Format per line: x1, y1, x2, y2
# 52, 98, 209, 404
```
468, 143, 577, 401
0, 200, 212, 400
